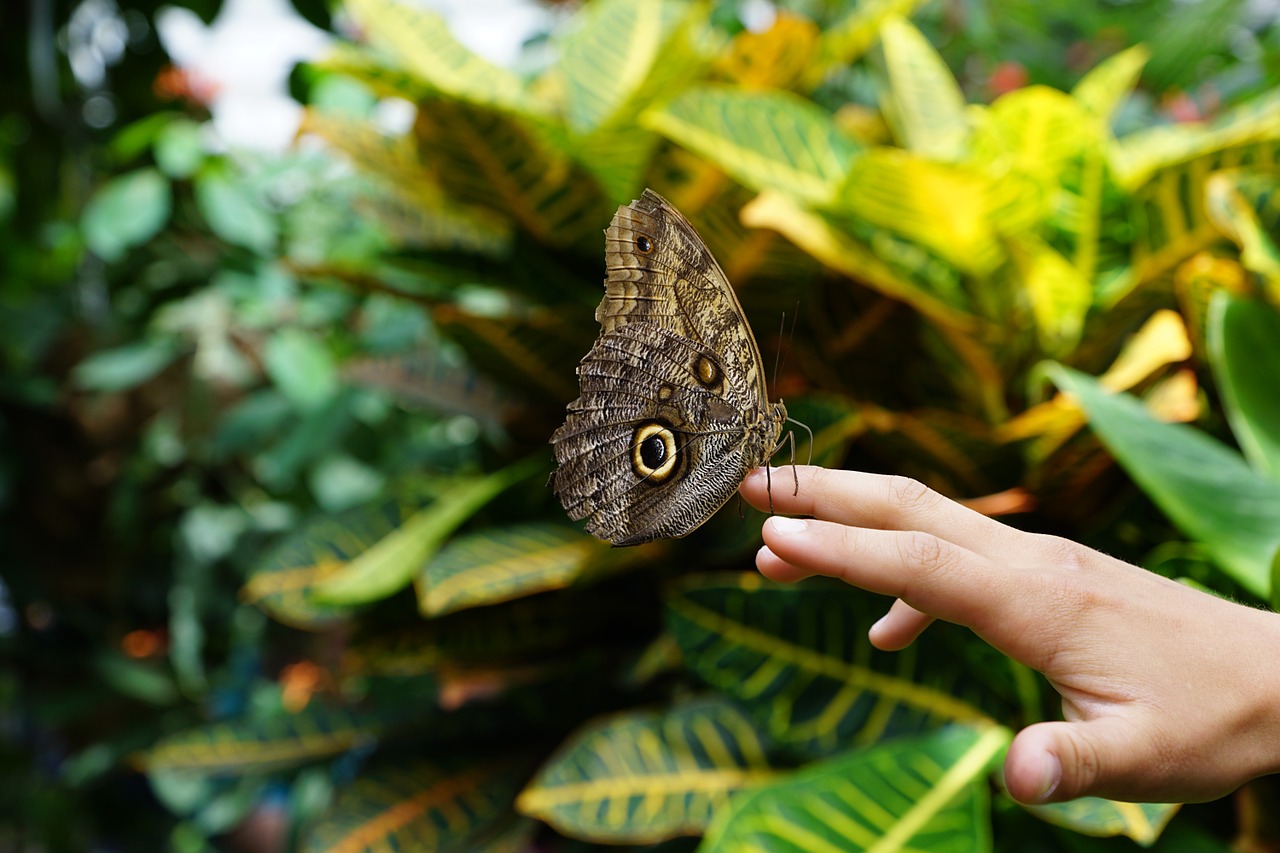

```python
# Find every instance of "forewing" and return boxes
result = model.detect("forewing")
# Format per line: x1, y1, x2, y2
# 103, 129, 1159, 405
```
602, 190, 770, 402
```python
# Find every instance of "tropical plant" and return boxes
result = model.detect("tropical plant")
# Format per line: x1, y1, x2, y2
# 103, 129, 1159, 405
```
9, 0, 1280, 850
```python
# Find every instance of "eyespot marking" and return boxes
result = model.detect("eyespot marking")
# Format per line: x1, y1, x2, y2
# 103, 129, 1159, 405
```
658, 384, 675, 401
636, 235, 653, 254
695, 355, 721, 388
632, 422, 678, 481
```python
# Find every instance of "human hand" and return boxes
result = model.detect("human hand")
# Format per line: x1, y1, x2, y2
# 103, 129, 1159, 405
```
740, 466, 1280, 805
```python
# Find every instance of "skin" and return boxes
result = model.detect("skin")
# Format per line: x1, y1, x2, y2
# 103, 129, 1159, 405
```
739, 465, 1280, 805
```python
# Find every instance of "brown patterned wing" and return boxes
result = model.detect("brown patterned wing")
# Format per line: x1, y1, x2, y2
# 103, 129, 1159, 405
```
600, 189, 770, 404
549, 189, 786, 546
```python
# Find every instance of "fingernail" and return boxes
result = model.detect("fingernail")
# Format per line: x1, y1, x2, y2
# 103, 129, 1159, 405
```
768, 516, 808, 536
1033, 754, 1061, 803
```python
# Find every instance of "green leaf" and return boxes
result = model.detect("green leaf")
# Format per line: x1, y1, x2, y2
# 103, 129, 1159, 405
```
1071, 44, 1150, 124
1205, 169, 1280, 290
262, 328, 338, 412
558, 0, 688, 134
154, 119, 206, 179
314, 457, 542, 605
740, 191, 978, 332
72, 339, 181, 392
302, 759, 533, 853
804, 0, 928, 90
699, 725, 1010, 853
143, 703, 389, 775
82, 168, 171, 262
416, 523, 650, 617
195, 171, 277, 254
1208, 292, 1280, 480
516, 697, 777, 844
414, 99, 606, 246
838, 149, 1005, 275
666, 574, 991, 758
1023, 798, 1180, 846
974, 86, 1092, 181
299, 110, 514, 255
1008, 234, 1092, 356
1049, 364, 1280, 598
878, 16, 969, 161
1110, 88, 1280, 191
643, 85, 858, 208
345, 0, 543, 115
242, 494, 418, 628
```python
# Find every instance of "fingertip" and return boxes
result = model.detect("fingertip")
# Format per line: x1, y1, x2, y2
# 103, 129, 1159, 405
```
756, 545, 812, 583
867, 600, 935, 651
1005, 725, 1065, 804
739, 467, 773, 510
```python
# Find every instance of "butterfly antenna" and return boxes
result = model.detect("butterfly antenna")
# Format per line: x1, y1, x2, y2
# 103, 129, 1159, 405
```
771, 310, 786, 399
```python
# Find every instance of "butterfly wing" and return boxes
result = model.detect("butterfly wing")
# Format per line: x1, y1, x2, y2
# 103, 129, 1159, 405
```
550, 190, 784, 546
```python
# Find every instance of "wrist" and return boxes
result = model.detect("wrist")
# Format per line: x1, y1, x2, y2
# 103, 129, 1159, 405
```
1239, 606, 1280, 783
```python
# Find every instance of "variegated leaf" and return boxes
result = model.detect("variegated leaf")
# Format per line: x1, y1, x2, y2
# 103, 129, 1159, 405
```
416, 523, 653, 617
517, 697, 777, 843
643, 85, 858, 208
303, 759, 534, 853
1024, 797, 1180, 846
314, 458, 542, 606
345, 0, 545, 115
666, 574, 992, 757
877, 16, 969, 161
699, 725, 1010, 853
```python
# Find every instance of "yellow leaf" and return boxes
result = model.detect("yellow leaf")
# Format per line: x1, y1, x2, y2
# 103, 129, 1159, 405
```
1099, 309, 1192, 392
878, 16, 969, 160
841, 149, 1003, 274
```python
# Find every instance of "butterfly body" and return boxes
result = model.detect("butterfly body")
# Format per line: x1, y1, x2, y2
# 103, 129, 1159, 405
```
550, 189, 786, 546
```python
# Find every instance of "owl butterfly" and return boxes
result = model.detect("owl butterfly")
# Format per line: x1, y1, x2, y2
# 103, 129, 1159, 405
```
549, 189, 792, 546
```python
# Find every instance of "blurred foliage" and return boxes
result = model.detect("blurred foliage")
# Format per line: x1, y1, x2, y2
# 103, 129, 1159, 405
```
4, 0, 1280, 851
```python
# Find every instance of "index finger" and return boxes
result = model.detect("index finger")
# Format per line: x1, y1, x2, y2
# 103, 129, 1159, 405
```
740, 466, 1031, 561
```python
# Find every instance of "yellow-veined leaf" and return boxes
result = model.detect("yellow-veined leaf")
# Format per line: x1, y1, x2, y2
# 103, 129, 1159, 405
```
415, 99, 607, 246
553, 0, 707, 199
345, 0, 545, 115
666, 574, 992, 757
347, 589, 620, 676
416, 523, 655, 617
242, 494, 422, 628
302, 759, 534, 853
839, 148, 1004, 274
699, 725, 1011, 853
877, 16, 969, 161
314, 457, 543, 605
1008, 234, 1092, 356
1110, 88, 1280, 191
1024, 798, 1180, 846
557, 0, 690, 133
741, 191, 978, 331
314, 43, 431, 102
142, 703, 386, 775
516, 697, 777, 843
643, 85, 858, 207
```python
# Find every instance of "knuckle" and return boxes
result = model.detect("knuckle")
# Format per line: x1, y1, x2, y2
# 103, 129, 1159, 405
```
886, 475, 938, 513
899, 530, 953, 576
1036, 534, 1092, 574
